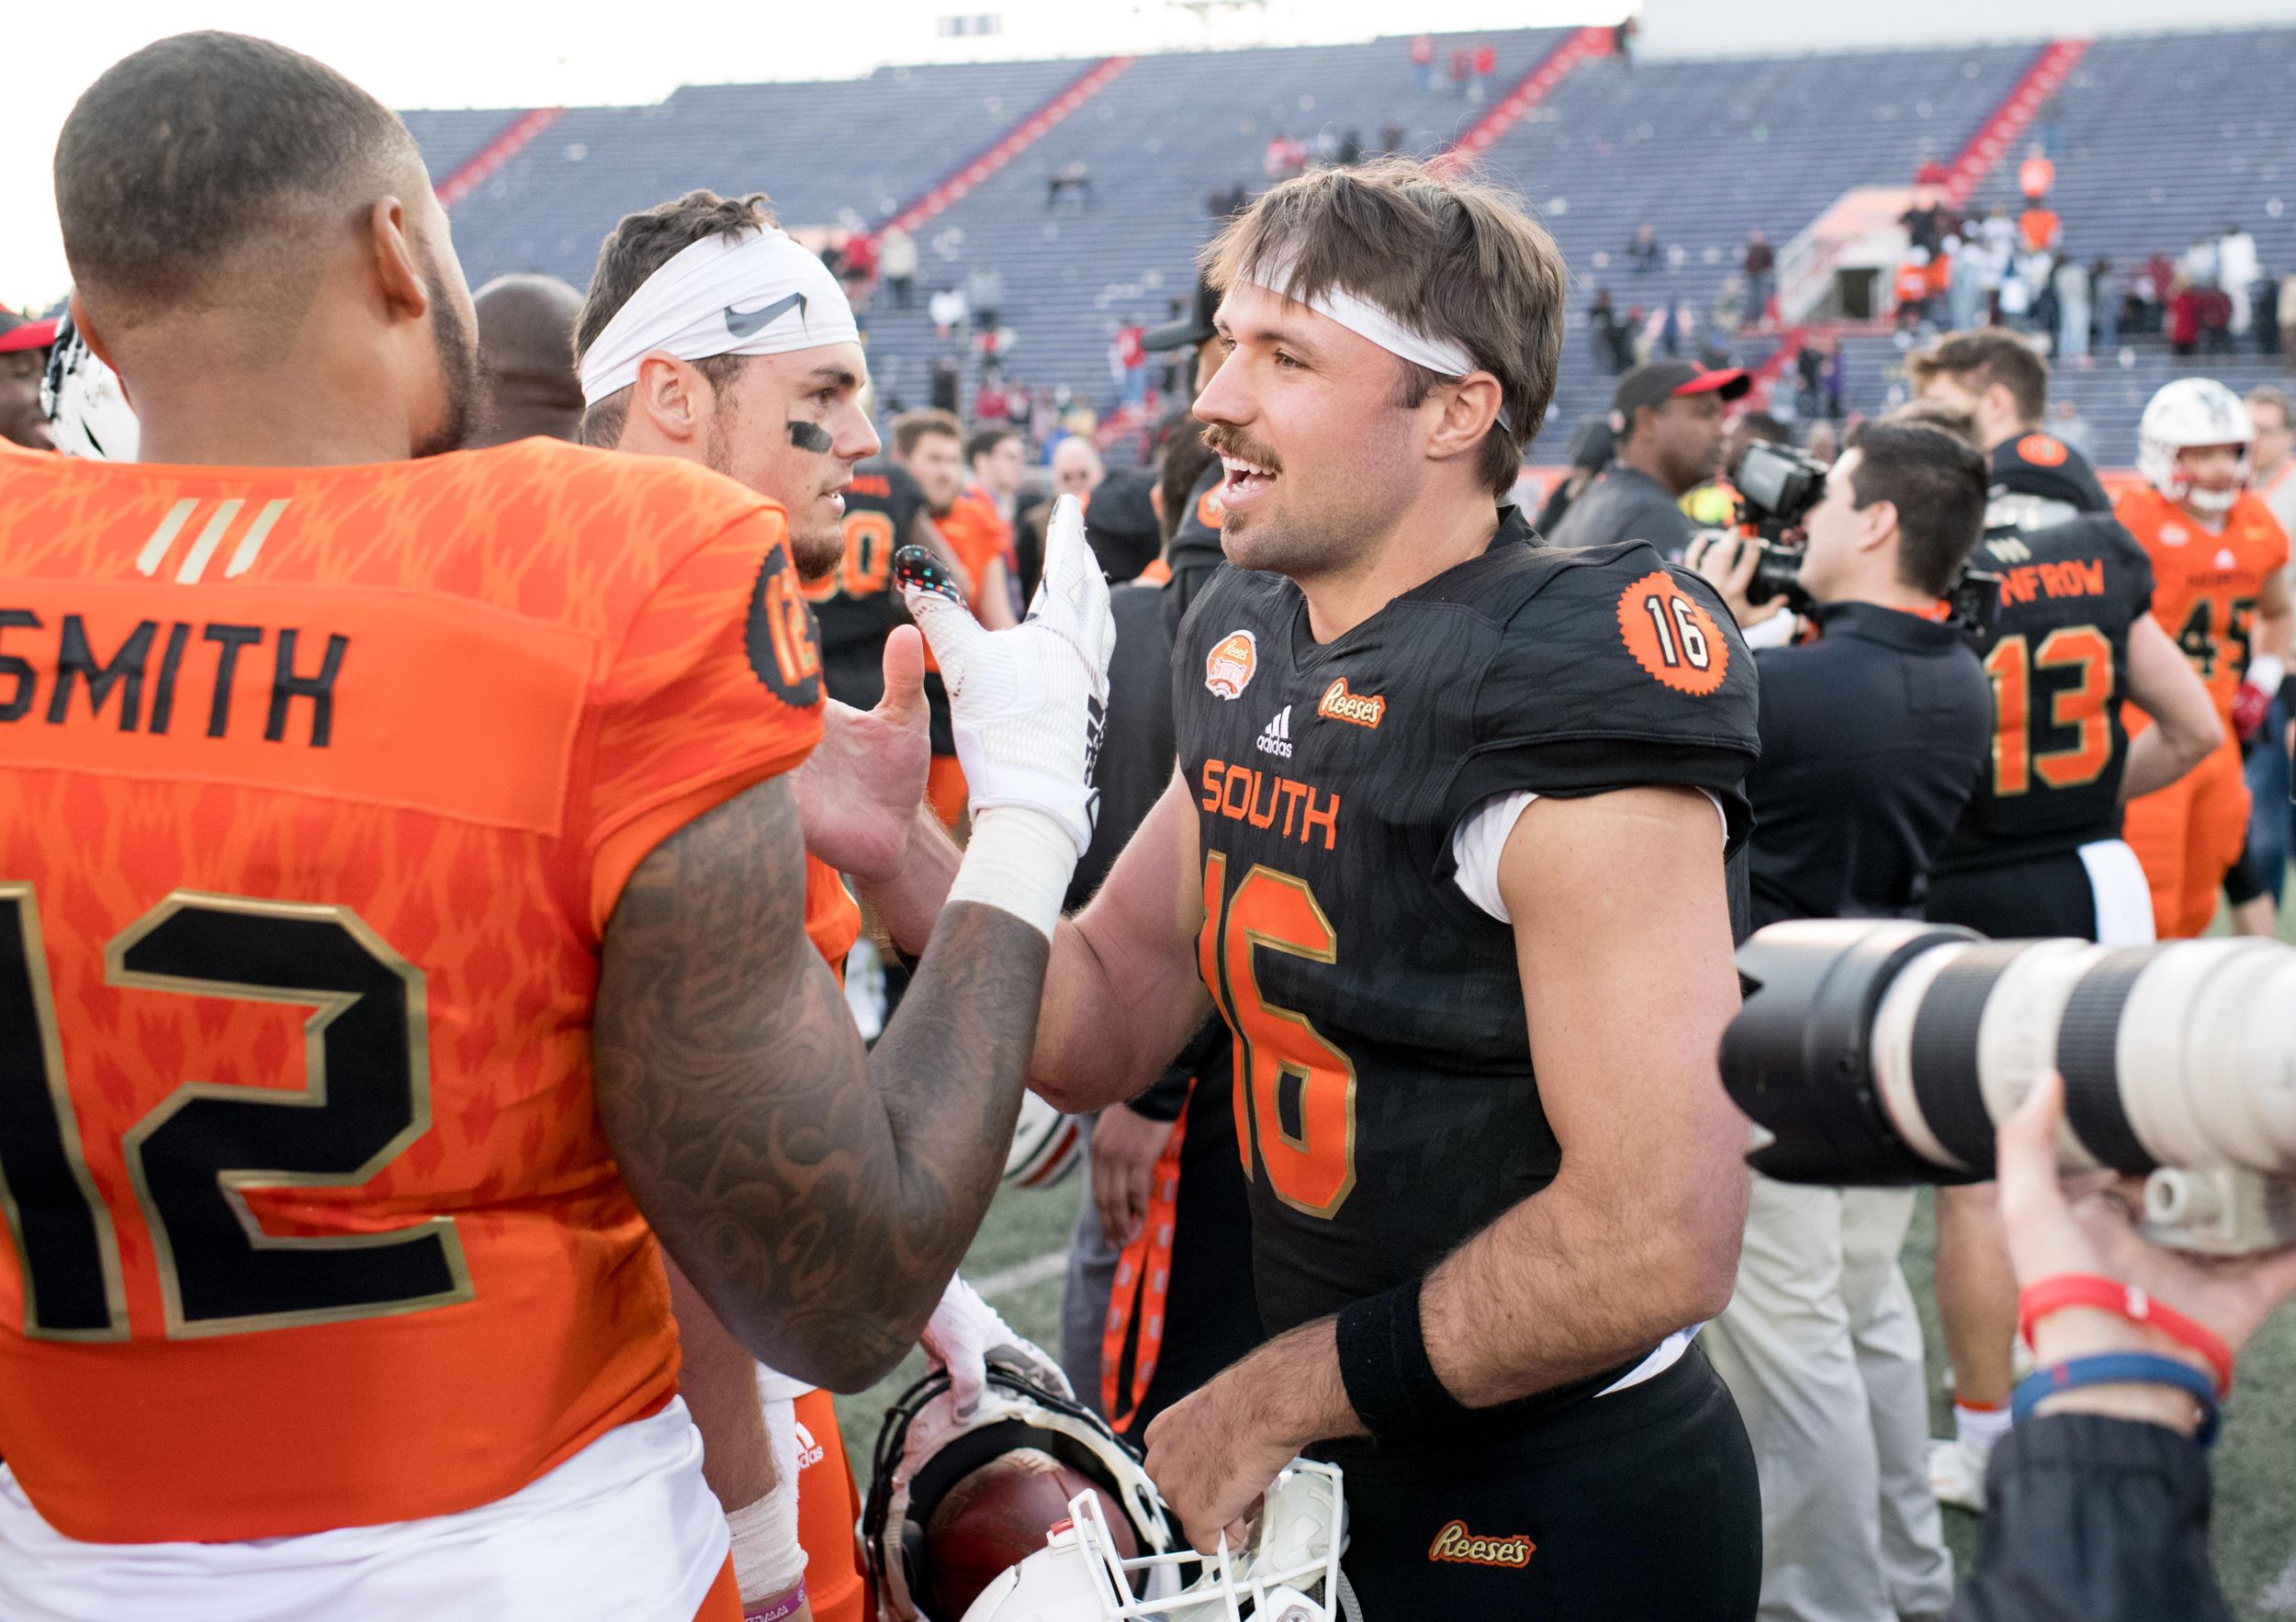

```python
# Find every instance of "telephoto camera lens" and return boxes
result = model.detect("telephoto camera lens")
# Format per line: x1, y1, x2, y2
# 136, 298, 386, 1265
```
1723, 921, 2296, 1253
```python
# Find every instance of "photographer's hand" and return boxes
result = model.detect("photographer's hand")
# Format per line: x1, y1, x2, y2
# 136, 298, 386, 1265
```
1997, 1073, 2296, 1434
1684, 530, 1782, 630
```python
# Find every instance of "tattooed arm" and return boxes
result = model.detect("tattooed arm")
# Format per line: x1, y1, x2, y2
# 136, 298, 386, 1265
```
594, 773, 1049, 1391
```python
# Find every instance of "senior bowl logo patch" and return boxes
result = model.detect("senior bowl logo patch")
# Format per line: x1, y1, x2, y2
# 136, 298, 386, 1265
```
1428, 1520, 1536, 1569
1616, 569, 1728, 696
1196, 483, 1226, 530
1206, 629, 1257, 700
2015, 433, 2068, 467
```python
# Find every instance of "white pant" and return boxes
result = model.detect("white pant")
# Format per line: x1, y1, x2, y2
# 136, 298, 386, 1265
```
1705, 1179, 1953, 1622
0, 1401, 728, 1622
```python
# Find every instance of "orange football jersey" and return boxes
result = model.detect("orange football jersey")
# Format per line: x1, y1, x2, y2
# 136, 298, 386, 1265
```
2116, 485, 2290, 720
939, 488, 1019, 617
0, 436, 824, 1543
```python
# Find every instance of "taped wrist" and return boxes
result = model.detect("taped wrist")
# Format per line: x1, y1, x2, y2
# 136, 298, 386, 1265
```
726, 1476, 807, 1605
945, 806, 1078, 942
1335, 1277, 1472, 1441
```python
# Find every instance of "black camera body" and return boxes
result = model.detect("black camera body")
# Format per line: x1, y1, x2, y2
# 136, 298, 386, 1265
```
1733, 441, 1829, 611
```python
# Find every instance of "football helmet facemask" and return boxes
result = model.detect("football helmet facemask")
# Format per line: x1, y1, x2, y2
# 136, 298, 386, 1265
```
961, 1458, 1358, 1622
2137, 377, 2252, 514
865, 1357, 1183, 1621
39, 310, 140, 463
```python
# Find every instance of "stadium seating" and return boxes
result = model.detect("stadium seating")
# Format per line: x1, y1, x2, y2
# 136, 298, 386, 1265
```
407, 26, 2296, 470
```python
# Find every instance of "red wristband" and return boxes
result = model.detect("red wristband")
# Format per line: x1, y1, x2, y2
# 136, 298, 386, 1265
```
2018, 1273, 2234, 1396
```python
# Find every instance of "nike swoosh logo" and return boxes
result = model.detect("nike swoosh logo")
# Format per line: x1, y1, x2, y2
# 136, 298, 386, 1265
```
724, 292, 806, 339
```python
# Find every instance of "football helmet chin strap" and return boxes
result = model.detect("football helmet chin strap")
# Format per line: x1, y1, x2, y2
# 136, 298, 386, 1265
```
959, 1459, 1360, 1622
864, 1359, 1183, 1621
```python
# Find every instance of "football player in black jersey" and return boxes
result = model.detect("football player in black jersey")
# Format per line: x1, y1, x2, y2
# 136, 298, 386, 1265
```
862, 160, 1763, 1618
1885, 401, 2220, 1513
1907, 329, 2112, 531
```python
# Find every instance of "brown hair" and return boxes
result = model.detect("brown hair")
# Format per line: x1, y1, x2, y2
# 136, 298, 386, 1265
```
1201, 157, 1565, 497
1905, 330, 2049, 430
1842, 421, 1988, 597
2245, 385, 2291, 432
1880, 398, 1984, 453
893, 409, 963, 458
572, 189, 779, 446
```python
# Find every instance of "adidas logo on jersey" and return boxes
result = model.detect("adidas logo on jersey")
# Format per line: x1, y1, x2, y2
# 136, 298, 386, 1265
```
793, 1420, 826, 1472
1255, 704, 1295, 759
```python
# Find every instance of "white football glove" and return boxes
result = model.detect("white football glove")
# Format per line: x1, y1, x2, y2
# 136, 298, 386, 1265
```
919, 1275, 1074, 1418
900, 494, 1115, 856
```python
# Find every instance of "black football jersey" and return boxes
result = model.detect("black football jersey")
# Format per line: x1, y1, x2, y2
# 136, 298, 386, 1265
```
809, 458, 954, 752
1986, 431, 2111, 533
1932, 513, 2156, 875
1174, 513, 1759, 1338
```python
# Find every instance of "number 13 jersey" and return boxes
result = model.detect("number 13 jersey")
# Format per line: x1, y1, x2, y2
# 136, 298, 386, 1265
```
0, 438, 823, 1544
1173, 516, 1758, 1342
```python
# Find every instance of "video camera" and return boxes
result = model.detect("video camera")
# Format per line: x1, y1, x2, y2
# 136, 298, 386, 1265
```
1728, 440, 2003, 642
1722, 920, 2296, 1255
1732, 441, 1828, 611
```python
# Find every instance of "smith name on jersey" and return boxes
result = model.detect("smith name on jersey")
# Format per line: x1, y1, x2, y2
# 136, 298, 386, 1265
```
1174, 513, 1759, 1367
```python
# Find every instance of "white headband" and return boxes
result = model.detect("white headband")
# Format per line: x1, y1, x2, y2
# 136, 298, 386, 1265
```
1243, 259, 1513, 430
578, 228, 860, 406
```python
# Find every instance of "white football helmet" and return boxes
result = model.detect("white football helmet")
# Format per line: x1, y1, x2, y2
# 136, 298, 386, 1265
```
39, 310, 140, 462
962, 1459, 1358, 1622
865, 1358, 1183, 1621
1004, 1091, 1082, 1188
2137, 378, 2252, 514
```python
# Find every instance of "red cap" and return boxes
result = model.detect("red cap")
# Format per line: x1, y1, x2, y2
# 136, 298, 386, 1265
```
0, 313, 59, 355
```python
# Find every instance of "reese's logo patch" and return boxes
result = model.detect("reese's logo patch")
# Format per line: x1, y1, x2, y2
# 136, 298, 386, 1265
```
1428, 1520, 1535, 1569
1316, 677, 1385, 729
1205, 629, 1257, 700
2015, 433, 2069, 467
1615, 570, 1728, 696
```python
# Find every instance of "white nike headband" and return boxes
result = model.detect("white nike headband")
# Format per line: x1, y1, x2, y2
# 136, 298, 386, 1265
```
1241, 255, 1514, 430
577, 227, 861, 406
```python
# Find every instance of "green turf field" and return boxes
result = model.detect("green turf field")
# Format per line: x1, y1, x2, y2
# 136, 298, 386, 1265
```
837, 892, 2296, 1616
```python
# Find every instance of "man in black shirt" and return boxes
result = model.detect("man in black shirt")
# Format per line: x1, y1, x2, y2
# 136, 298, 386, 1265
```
1908, 329, 2113, 532
1547, 359, 1748, 556
1690, 421, 1992, 1622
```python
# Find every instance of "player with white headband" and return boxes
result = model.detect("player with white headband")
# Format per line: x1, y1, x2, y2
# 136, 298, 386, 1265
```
572, 189, 1111, 1622
856, 159, 1764, 1618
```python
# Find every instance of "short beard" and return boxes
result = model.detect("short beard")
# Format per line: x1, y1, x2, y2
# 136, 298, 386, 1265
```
787, 514, 846, 581
415, 266, 492, 458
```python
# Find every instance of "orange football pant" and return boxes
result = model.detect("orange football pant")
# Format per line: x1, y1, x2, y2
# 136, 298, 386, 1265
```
926, 753, 968, 830
696, 1557, 741, 1620
2122, 739, 2252, 938
795, 1389, 867, 1622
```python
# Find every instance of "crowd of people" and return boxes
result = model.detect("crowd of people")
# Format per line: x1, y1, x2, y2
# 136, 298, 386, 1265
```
4, 28, 2296, 1622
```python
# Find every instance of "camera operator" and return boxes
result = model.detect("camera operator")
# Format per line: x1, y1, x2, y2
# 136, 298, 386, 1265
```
1687, 421, 1994, 1622
1547, 359, 1750, 554
1953, 1070, 2296, 1622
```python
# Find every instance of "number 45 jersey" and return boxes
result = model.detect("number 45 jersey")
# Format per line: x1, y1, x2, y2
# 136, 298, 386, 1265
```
1931, 513, 2155, 877
1175, 518, 1758, 1344
0, 438, 824, 1543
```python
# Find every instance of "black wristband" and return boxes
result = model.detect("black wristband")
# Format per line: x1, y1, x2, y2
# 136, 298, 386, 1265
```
1335, 1278, 1473, 1442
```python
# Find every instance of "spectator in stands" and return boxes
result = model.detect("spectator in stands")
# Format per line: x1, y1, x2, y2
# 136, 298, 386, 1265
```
2280, 272, 2296, 368
2091, 256, 2121, 351
1547, 359, 1750, 556
1003, 379, 1032, 439
1946, 234, 1986, 332
929, 283, 967, 338
2018, 146, 2054, 202
469, 273, 584, 446
1612, 15, 1637, 69
2053, 255, 2091, 366
1743, 228, 1775, 325
2199, 281, 2234, 355
1379, 114, 1404, 155
2017, 197, 2060, 258
2048, 396, 2095, 459
1712, 275, 1747, 341
966, 264, 1004, 333
2219, 222, 2260, 340
1588, 288, 1626, 375
930, 351, 962, 413
2167, 277, 2200, 356
0, 310, 58, 450
1337, 127, 1364, 167
1471, 40, 1497, 99
1894, 250, 1935, 332
1446, 47, 1470, 98
1628, 221, 1661, 273
1109, 321, 1147, 407
879, 225, 917, 310
1899, 190, 1943, 257
2179, 233, 2218, 289
1046, 160, 1091, 212
1978, 205, 2015, 271
1410, 33, 1436, 92
2142, 250, 2176, 333
973, 368, 1009, 427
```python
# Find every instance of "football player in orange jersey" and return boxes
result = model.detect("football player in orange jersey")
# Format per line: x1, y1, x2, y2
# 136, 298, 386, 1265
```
2118, 378, 2292, 938
571, 188, 1077, 1622
0, 32, 1111, 1622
